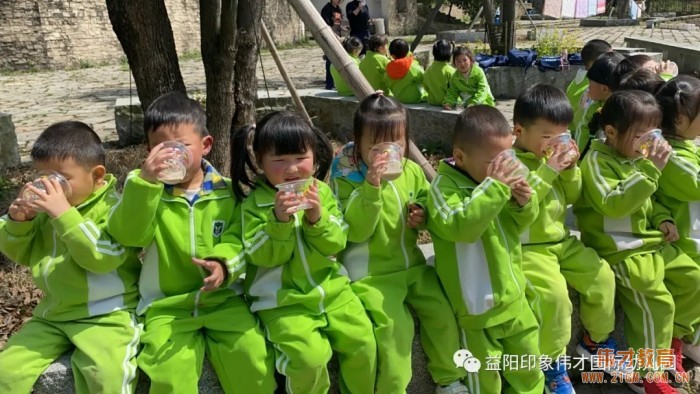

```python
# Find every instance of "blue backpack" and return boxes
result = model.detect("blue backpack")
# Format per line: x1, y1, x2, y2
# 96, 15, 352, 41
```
538, 56, 564, 72
568, 53, 584, 65
507, 49, 537, 68
475, 54, 497, 69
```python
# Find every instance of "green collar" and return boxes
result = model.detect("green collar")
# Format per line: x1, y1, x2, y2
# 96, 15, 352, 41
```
253, 176, 277, 207
437, 160, 478, 188
76, 174, 116, 210
589, 140, 636, 163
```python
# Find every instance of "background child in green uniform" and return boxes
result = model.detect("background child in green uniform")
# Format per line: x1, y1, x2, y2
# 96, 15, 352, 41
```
108, 92, 275, 393
330, 93, 468, 394
443, 47, 494, 110
427, 105, 544, 394
359, 34, 391, 93
575, 90, 700, 393
0, 121, 141, 393
424, 40, 456, 106
331, 36, 363, 97
615, 68, 664, 94
385, 38, 427, 104
566, 39, 611, 113
230, 111, 377, 394
512, 84, 617, 394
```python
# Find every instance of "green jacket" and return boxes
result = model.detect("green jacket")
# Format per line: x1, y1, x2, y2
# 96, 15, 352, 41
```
566, 69, 589, 114
241, 177, 353, 314
329, 142, 430, 280
427, 160, 539, 329
657, 138, 700, 259
385, 56, 426, 104
424, 61, 456, 106
0, 175, 140, 321
108, 162, 246, 316
331, 55, 361, 96
574, 140, 672, 264
515, 149, 582, 245
573, 98, 601, 155
443, 64, 495, 107
359, 50, 391, 93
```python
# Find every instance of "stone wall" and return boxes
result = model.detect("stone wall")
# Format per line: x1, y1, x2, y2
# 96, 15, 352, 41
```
385, 0, 419, 35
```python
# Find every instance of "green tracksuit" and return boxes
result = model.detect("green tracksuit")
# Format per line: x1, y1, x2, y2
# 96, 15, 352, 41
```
108, 162, 275, 393
572, 97, 601, 156
359, 50, 391, 93
427, 160, 545, 394
385, 56, 427, 104
443, 64, 495, 107
515, 149, 615, 360
575, 141, 700, 355
331, 55, 361, 97
241, 177, 376, 394
566, 69, 589, 113
424, 60, 456, 106
0, 175, 142, 394
329, 142, 466, 392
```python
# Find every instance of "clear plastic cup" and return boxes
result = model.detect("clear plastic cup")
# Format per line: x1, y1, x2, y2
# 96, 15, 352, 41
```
157, 141, 193, 184
275, 178, 313, 212
542, 132, 578, 161
488, 149, 529, 179
22, 172, 72, 200
633, 129, 664, 158
369, 142, 404, 181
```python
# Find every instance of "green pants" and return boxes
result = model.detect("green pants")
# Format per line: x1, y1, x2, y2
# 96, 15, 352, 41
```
522, 236, 616, 359
351, 264, 466, 392
138, 295, 275, 393
661, 245, 700, 343
458, 303, 545, 394
0, 310, 140, 394
258, 288, 377, 394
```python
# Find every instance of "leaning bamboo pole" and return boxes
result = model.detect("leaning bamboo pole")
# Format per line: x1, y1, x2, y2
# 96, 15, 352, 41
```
287, 0, 437, 181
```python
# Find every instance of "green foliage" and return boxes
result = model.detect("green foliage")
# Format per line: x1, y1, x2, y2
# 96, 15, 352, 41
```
532, 29, 581, 56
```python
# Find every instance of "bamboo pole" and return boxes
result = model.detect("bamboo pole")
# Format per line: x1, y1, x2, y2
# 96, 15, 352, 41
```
410, 0, 446, 52
261, 21, 313, 125
287, 0, 437, 181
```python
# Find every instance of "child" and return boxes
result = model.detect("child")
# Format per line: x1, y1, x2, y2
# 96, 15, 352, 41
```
443, 47, 494, 110
108, 92, 275, 392
230, 111, 377, 394
427, 105, 544, 394
0, 121, 141, 393
566, 39, 611, 113
610, 55, 674, 92
575, 90, 700, 393
424, 40, 456, 106
359, 34, 391, 93
385, 38, 427, 104
655, 76, 700, 365
330, 93, 468, 394
331, 36, 363, 96
615, 68, 664, 94
512, 84, 617, 393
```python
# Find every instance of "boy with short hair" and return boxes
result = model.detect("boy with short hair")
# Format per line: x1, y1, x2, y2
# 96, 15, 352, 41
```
0, 121, 142, 393
513, 84, 618, 394
331, 36, 363, 96
427, 105, 545, 394
424, 39, 456, 106
359, 34, 391, 93
108, 92, 275, 392
385, 38, 427, 104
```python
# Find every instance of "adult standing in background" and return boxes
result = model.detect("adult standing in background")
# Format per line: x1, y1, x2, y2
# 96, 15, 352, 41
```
321, 0, 344, 89
346, 0, 371, 55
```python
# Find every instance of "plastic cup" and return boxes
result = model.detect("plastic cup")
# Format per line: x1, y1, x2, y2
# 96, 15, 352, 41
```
275, 178, 313, 212
633, 129, 664, 158
488, 149, 529, 179
369, 142, 404, 181
22, 172, 72, 200
157, 141, 193, 184
542, 132, 578, 161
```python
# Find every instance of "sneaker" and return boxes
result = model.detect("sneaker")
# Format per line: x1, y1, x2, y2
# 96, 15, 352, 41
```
682, 341, 700, 364
435, 381, 469, 394
544, 360, 575, 394
576, 333, 631, 374
670, 338, 686, 376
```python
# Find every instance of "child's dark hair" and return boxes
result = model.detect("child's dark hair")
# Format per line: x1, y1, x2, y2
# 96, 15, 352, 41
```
581, 39, 612, 68
230, 111, 333, 200
144, 92, 208, 143
587, 51, 625, 87
655, 75, 700, 136
453, 105, 511, 151
616, 68, 664, 94
353, 93, 410, 161
588, 90, 661, 139
31, 121, 105, 168
452, 46, 475, 64
513, 84, 573, 127
368, 34, 388, 52
389, 38, 409, 59
610, 54, 657, 90
432, 40, 453, 62
343, 36, 363, 54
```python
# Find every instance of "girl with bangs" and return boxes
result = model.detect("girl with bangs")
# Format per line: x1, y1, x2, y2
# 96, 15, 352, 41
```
230, 111, 377, 394
330, 93, 468, 394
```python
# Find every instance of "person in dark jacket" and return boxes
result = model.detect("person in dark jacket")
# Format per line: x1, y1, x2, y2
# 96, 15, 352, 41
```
321, 0, 344, 89
346, 0, 371, 55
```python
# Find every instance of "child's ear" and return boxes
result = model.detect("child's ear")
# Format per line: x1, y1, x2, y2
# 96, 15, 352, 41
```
604, 125, 617, 140
676, 115, 690, 134
453, 147, 465, 166
201, 135, 214, 156
91, 165, 107, 186
513, 124, 523, 138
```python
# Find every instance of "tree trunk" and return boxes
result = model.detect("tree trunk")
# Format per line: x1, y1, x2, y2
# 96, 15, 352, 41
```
106, 0, 186, 115
232, 0, 262, 132
501, 0, 516, 51
481, 0, 501, 54
616, 0, 631, 18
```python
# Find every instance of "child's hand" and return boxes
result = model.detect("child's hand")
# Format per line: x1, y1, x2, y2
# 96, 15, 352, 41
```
8, 194, 37, 222
547, 143, 579, 172
274, 190, 300, 223
366, 152, 389, 187
304, 180, 322, 225
443, 104, 453, 111
487, 155, 517, 185
26, 178, 71, 219
140, 143, 175, 183
407, 203, 425, 228
659, 221, 679, 242
647, 138, 672, 171
192, 258, 226, 291
565, 143, 580, 169
508, 178, 532, 207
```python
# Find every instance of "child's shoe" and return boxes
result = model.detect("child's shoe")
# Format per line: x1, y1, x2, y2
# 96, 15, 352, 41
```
544, 360, 575, 394
670, 338, 686, 376
435, 381, 469, 394
682, 341, 700, 364
576, 333, 630, 374
627, 379, 679, 394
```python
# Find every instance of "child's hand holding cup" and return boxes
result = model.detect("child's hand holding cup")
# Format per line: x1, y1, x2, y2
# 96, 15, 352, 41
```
369, 142, 404, 183
634, 129, 671, 170
274, 178, 314, 222
542, 133, 579, 172
487, 149, 529, 184
157, 141, 193, 184
21, 172, 72, 202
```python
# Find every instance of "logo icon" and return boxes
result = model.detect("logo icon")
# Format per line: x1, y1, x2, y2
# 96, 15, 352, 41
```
453, 349, 482, 373
213, 220, 225, 237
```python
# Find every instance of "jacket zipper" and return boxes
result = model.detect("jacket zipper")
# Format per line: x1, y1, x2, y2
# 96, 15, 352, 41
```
41, 230, 58, 318
552, 188, 566, 240
294, 214, 326, 313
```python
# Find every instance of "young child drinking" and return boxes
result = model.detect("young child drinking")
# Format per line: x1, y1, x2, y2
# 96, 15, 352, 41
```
443, 46, 494, 110
427, 105, 544, 394
575, 90, 700, 393
230, 111, 377, 394
331, 36, 363, 96
512, 84, 617, 393
566, 39, 612, 112
424, 40, 456, 106
108, 92, 275, 392
385, 38, 427, 104
0, 121, 141, 393
330, 93, 468, 394
359, 34, 391, 93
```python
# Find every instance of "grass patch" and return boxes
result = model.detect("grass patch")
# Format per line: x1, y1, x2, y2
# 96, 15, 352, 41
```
179, 50, 202, 62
